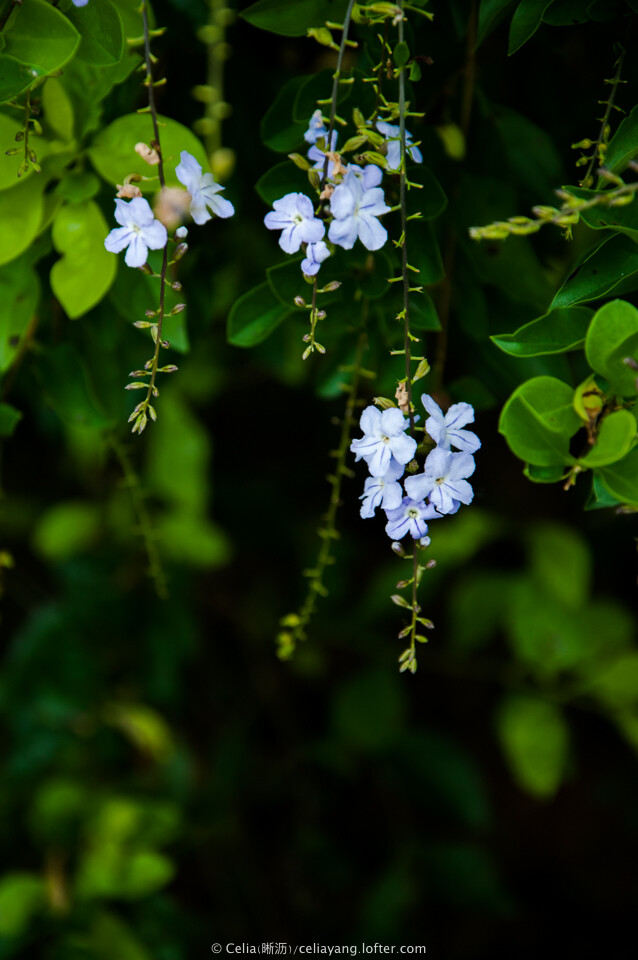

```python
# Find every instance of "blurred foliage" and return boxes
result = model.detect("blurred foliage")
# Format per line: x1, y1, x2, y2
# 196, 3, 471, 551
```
0, 0, 637, 958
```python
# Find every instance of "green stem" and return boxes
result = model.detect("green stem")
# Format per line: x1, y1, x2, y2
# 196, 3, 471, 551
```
110, 437, 168, 599
321, 0, 357, 192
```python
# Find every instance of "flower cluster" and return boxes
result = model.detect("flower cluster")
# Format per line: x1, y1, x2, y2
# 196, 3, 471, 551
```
104, 151, 234, 268
263, 110, 422, 278
351, 394, 480, 545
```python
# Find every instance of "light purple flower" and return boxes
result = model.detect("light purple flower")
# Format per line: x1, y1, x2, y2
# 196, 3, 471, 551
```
328, 169, 390, 252
405, 448, 476, 516
264, 193, 325, 254
308, 130, 338, 179
71, 0, 89, 6
360, 459, 404, 519
301, 240, 330, 276
175, 151, 234, 224
422, 394, 481, 454
351, 405, 417, 477
104, 197, 167, 268
376, 120, 423, 172
345, 163, 384, 190
385, 497, 437, 541
304, 110, 328, 144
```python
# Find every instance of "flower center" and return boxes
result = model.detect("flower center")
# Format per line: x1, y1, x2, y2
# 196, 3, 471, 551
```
293, 213, 304, 226
382, 434, 390, 444
408, 508, 419, 519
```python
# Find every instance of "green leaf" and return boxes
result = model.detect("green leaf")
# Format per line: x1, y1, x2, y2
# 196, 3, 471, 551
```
54, 170, 101, 204
578, 410, 636, 468
65, 0, 124, 66
255, 161, 309, 206
409, 220, 444, 284
227, 282, 293, 347
0, 256, 39, 372
51, 201, 117, 319
241, 0, 348, 36
499, 376, 581, 466
497, 695, 569, 798
598, 446, 638, 506
605, 103, 638, 176
585, 472, 625, 510
40, 77, 75, 142
563, 185, 638, 241
0, 0, 80, 102
36, 343, 113, 430
508, 0, 552, 54
411, 165, 447, 220
542, 0, 591, 23
0, 402, 21, 436
585, 299, 638, 396
491, 305, 593, 357
523, 463, 566, 483
32, 501, 101, 560
411, 290, 441, 331
261, 75, 307, 152
591, 654, 638, 710
0, 175, 45, 266
78, 911, 153, 960
551, 234, 638, 308
527, 522, 591, 608
89, 114, 208, 193
108, 262, 190, 355
0, 873, 46, 937
476, 0, 518, 47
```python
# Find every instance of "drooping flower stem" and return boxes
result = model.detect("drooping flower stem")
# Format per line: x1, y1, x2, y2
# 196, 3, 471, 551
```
110, 437, 168, 599
277, 329, 368, 659
320, 0, 357, 192
130, 2, 170, 434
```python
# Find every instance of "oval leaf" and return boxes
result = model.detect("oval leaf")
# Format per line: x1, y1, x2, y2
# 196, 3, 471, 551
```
491, 305, 593, 357
585, 299, 638, 396
227, 282, 293, 347
499, 375, 581, 466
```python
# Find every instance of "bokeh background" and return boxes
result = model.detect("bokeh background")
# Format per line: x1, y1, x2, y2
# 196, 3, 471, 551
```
1, 1, 638, 957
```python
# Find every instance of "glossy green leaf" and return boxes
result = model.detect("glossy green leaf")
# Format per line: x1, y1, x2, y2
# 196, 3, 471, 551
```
89, 114, 208, 192
598, 446, 638, 506
65, 0, 124, 66
54, 171, 101, 204
499, 376, 581, 466
0, 0, 80, 102
227, 282, 293, 347
523, 463, 566, 483
0, 176, 45, 266
563, 185, 638, 240
0, 402, 21, 436
508, 0, 552, 54
0, 873, 46, 937
51, 201, 117, 318
605, 103, 638, 175
476, 0, 518, 47
40, 77, 75, 142
585, 472, 625, 510
497, 695, 569, 798
0, 256, 39, 372
578, 410, 636, 468
551, 234, 638, 308
36, 343, 113, 430
585, 299, 638, 396
241, 0, 348, 36
491, 305, 593, 357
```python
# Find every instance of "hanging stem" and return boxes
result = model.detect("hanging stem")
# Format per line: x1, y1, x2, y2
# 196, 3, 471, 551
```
110, 437, 168, 599
130, 2, 169, 434
320, 0, 357, 193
